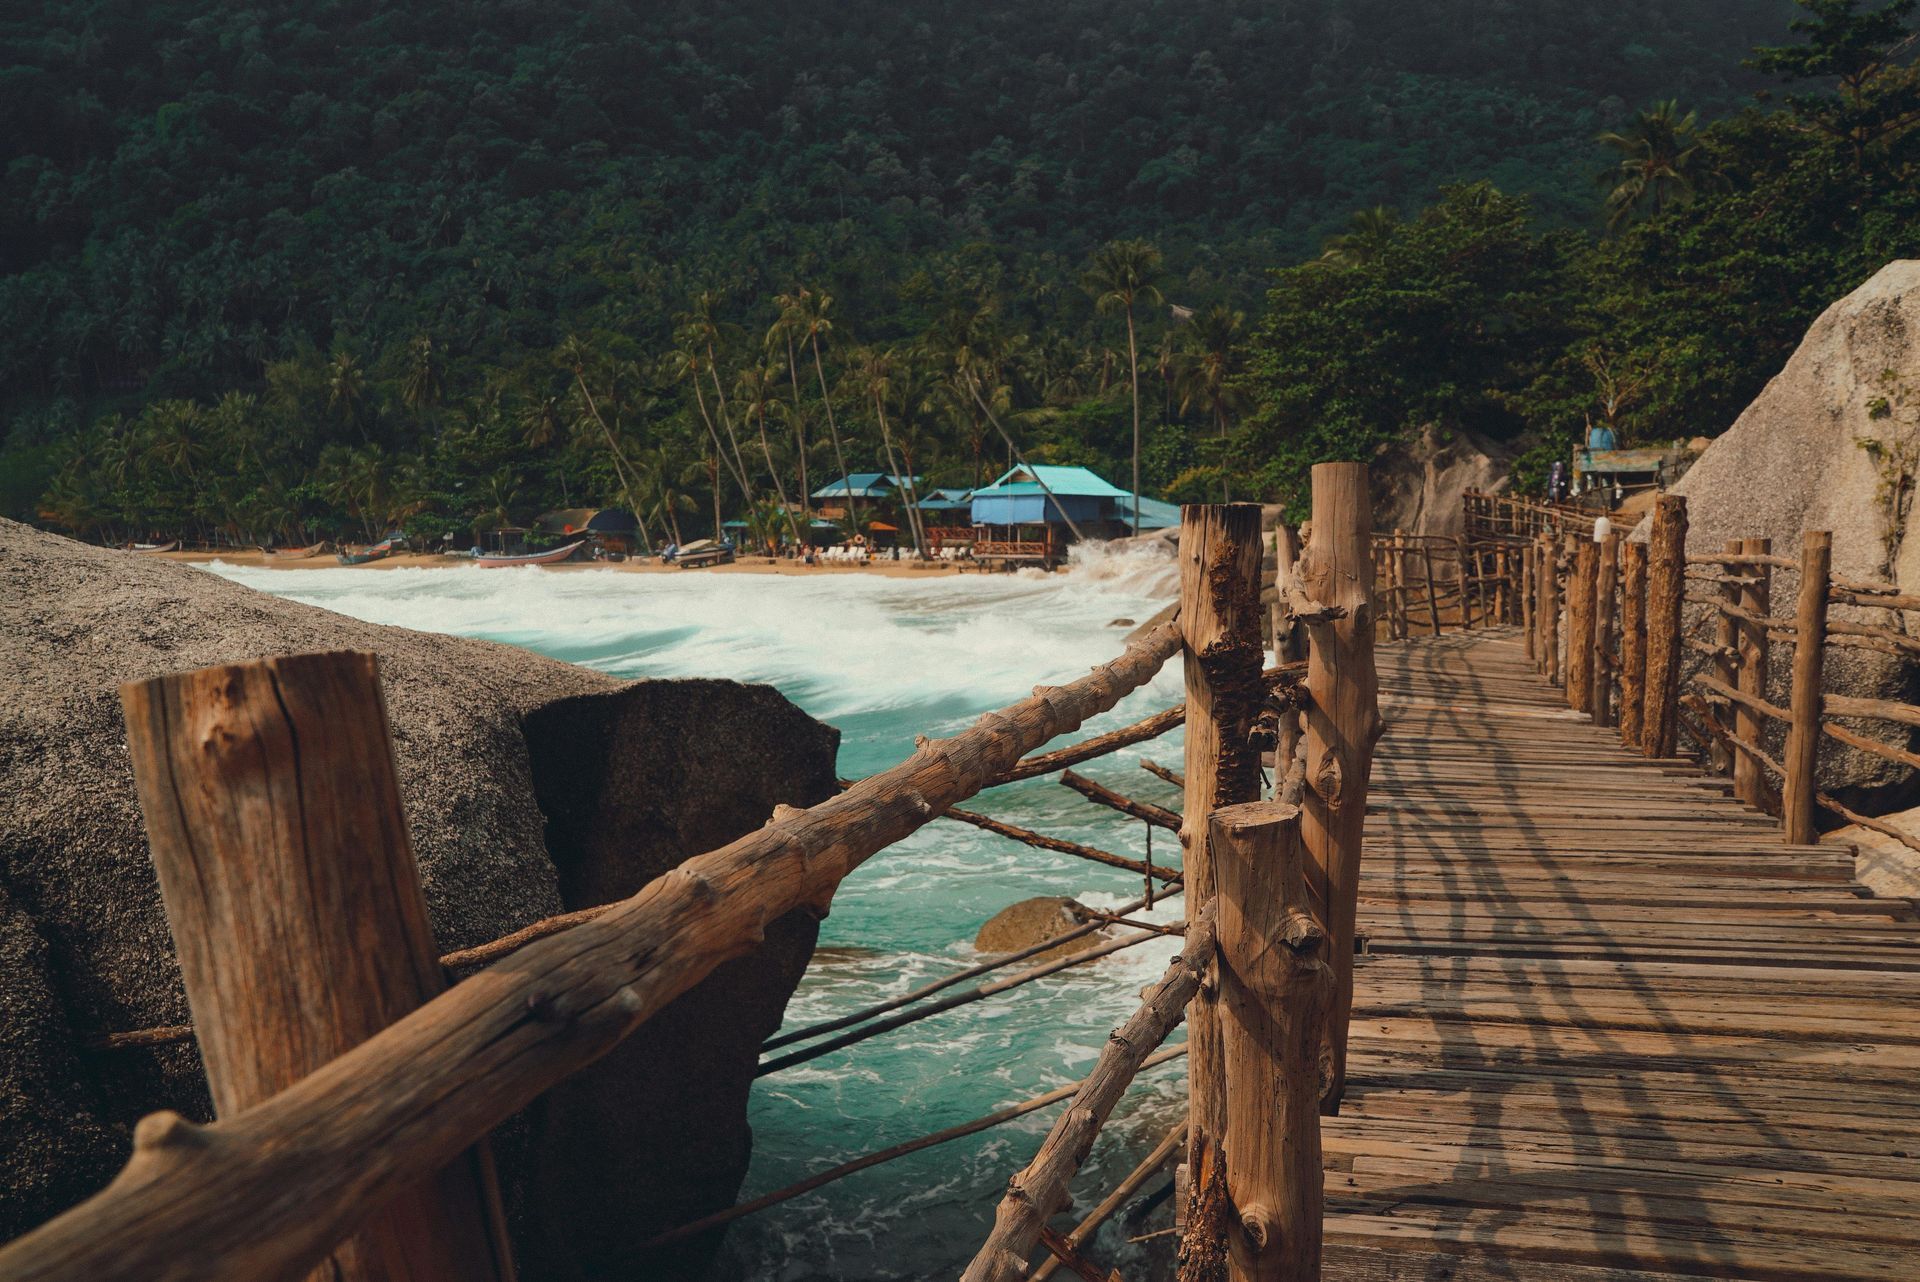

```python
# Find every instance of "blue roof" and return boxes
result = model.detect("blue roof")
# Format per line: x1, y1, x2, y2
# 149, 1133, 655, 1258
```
974, 465, 1131, 499
810, 473, 919, 500
916, 487, 974, 511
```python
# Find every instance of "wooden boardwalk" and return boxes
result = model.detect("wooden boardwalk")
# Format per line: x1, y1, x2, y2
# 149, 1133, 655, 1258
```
1325, 630, 1920, 1282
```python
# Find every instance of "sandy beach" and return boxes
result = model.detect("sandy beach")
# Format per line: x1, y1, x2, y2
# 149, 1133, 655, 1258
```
158, 549, 972, 578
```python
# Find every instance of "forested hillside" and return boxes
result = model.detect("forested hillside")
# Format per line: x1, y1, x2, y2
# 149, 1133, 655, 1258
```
12, 0, 1908, 544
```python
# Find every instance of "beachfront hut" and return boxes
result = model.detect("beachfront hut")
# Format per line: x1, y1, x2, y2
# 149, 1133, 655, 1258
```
967, 466, 1173, 565
809, 473, 920, 524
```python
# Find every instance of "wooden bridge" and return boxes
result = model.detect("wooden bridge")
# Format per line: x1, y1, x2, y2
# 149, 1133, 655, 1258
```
1328, 630, 1920, 1281
4, 474, 1917, 1282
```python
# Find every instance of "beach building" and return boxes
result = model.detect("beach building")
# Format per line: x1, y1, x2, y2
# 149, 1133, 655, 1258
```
967, 465, 1175, 566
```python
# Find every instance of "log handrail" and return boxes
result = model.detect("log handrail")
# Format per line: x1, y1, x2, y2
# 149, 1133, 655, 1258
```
0, 622, 1183, 1282
959, 907, 1217, 1282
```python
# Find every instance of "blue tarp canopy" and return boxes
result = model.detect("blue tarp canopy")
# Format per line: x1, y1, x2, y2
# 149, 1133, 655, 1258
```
916, 488, 974, 512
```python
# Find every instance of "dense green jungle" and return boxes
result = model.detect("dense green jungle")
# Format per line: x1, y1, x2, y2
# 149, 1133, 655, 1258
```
4, 0, 1918, 544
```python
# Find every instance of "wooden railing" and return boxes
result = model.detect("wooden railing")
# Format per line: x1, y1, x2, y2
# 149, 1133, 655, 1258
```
1, 470, 1384, 1282
1508, 499, 1920, 854
1462, 488, 1599, 541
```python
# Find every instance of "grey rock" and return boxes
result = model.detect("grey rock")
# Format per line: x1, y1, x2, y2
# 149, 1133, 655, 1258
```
0, 519, 837, 1278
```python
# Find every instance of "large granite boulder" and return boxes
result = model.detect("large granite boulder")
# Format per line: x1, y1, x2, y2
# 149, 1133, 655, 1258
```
1372, 423, 1515, 538
1664, 260, 1920, 806
0, 518, 838, 1279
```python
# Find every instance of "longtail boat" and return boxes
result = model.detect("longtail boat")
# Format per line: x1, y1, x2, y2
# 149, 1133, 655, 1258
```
263, 542, 327, 560
130, 540, 179, 553
476, 539, 585, 569
336, 540, 396, 566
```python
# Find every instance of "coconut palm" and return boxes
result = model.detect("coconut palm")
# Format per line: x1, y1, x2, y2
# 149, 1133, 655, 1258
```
733, 362, 803, 543
1083, 240, 1163, 533
1597, 100, 1711, 231
666, 333, 756, 513
790, 289, 857, 521
766, 288, 816, 518
1173, 304, 1248, 502
401, 334, 444, 416
326, 349, 369, 439
848, 345, 929, 556
1318, 206, 1402, 266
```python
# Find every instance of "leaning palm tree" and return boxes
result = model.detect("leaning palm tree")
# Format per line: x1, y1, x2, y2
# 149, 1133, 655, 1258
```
848, 345, 930, 557
1597, 100, 1709, 231
794, 290, 857, 524
1082, 240, 1164, 534
1172, 305, 1248, 502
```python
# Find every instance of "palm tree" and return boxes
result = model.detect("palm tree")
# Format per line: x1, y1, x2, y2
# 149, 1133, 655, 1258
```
849, 345, 929, 556
1597, 100, 1710, 231
326, 349, 369, 440
1172, 304, 1248, 502
733, 362, 803, 543
793, 290, 857, 523
401, 334, 444, 417
1083, 240, 1163, 534
767, 288, 816, 519
558, 335, 654, 522
666, 334, 756, 513
1318, 206, 1401, 266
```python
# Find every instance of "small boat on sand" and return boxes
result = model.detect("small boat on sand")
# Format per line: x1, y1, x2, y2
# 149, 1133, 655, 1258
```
672, 538, 736, 569
336, 539, 397, 566
476, 539, 584, 569
130, 540, 179, 553
263, 542, 327, 560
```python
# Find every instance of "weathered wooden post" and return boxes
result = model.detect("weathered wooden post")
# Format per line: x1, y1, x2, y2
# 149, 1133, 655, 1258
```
1783, 530, 1832, 844
1178, 502, 1267, 1273
1710, 539, 1744, 776
1391, 530, 1410, 640
1296, 463, 1379, 1115
1591, 531, 1620, 728
1421, 540, 1442, 635
1210, 801, 1332, 1282
1734, 537, 1774, 808
1565, 539, 1597, 715
120, 650, 515, 1282
1642, 495, 1689, 758
1619, 541, 1649, 749
1521, 542, 1536, 661
1454, 535, 1475, 630
1539, 534, 1561, 684
1273, 521, 1309, 777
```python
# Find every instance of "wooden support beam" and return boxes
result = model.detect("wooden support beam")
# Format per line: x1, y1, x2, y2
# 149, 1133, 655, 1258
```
1211, 801, 1333, 1282
1784, 530, 1833, 845
1175, 502, 1267, 1281
1455, 535, 1475, 630
120, 651, 514, 1282
1061, 770, 1181, 831
1421, 541, 1441, 635
1539, 535, 1561, 685
1029, 1123, 1186, 1282
1734, 537, 1774, 808
959, 909, 1217, 1282
1565, 539, 1597, 715
4, 622, 1184, 1282
1521, 541, 1536, 662
1619, 540, 1649, 751
1641, 495, 1688, 758
1708, 539, 1742, 773
1591, 532, 1620, 728
1296, 463, 1379, 1115
941, 803, 1180, 883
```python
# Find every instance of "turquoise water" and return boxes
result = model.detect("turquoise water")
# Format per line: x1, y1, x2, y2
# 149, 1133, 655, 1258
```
208, 549, 1190, 1280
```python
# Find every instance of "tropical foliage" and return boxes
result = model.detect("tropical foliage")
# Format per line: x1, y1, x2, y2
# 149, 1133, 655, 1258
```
11, 1, 1920, 535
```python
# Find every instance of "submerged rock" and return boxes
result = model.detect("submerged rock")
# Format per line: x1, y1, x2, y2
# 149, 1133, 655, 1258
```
0, 519, 838, 1279
975, 897, 1105, 965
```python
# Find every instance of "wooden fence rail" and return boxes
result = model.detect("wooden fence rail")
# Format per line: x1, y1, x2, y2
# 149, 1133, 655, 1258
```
8, 481, 1384, 1282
